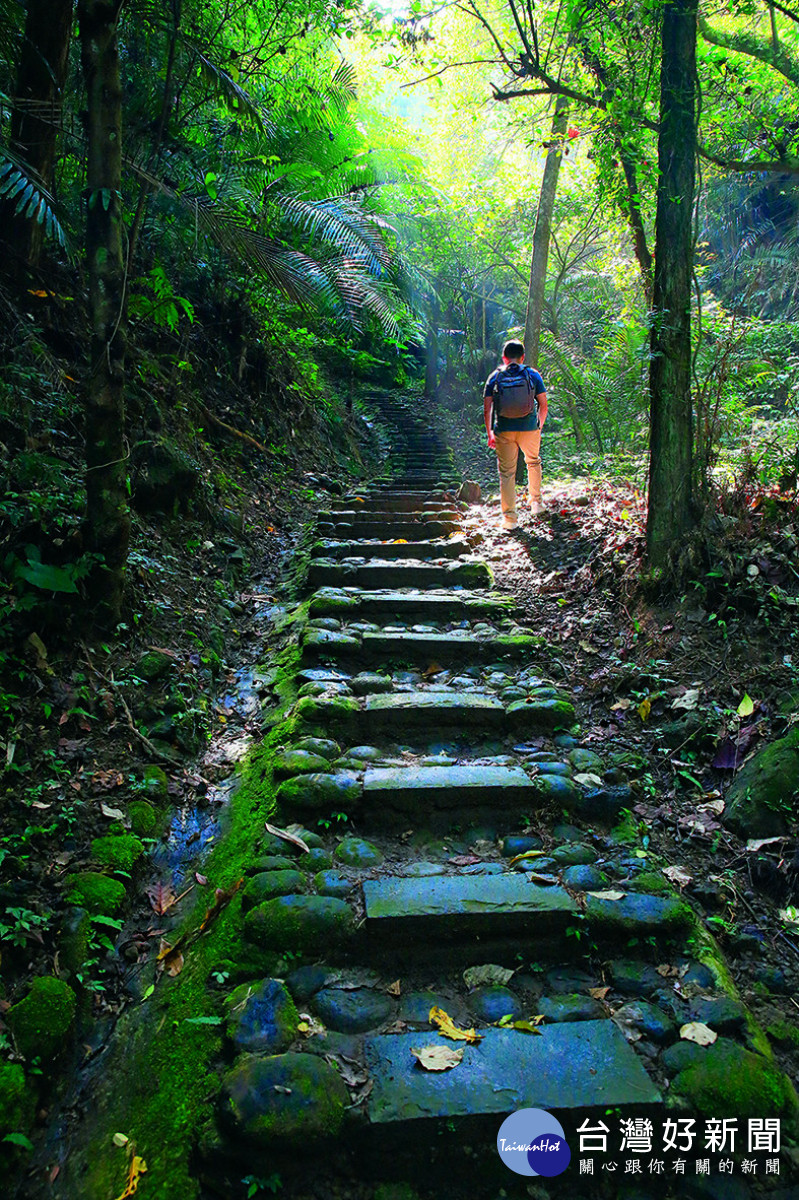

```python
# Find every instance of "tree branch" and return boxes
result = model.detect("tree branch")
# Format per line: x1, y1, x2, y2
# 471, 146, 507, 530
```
699, 15, 799, 86
698, 145, 799, 175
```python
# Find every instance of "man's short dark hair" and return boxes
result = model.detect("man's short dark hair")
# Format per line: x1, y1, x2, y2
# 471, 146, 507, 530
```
503, 339, 524, 360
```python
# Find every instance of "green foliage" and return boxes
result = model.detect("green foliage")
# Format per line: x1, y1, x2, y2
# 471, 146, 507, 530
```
7, 976, 76, 1061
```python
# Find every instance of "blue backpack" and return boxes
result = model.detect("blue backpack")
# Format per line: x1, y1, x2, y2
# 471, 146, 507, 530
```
493, 365, 539, 423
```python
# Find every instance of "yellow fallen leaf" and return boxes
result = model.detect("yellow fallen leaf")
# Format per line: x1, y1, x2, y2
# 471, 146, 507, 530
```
497, 1013, 544, 1033
589, 986, 610, 1000
579, 640, 599, 654
429, 1006, 483, 1044
114, 1154, 147, 1200
587, 889, 626, 901
112, 1133, 129, 1148
411, 1044, 463, 1071
507, 849, 544, 868
679, 1021, 717, 1046
387, 980, 401, 996
637, 696, 651, 723
737, 693, 755, 717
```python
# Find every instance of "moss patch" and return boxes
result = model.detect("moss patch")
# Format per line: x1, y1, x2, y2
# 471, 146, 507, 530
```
0, 1061, 33, 1135
672, 1042, 798, 1118
128, 801, 159, 836
90, 834, 145, 872
64, 871, 126, 915
7, 977, 76, 1061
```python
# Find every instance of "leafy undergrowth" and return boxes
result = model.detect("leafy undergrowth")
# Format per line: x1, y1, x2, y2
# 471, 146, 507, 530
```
469, 474, 799, 1114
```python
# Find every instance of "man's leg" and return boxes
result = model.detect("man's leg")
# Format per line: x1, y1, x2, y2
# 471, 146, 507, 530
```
518, 429, 542, 507
495, 432, 521, 525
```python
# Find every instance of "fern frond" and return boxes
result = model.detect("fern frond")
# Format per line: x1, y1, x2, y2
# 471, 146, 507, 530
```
0, 148, 69, 250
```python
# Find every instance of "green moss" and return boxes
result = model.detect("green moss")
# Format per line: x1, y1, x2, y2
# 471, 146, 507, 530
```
7, 977, 76, 1061
626, 871, 674, 895
90, 834, 145, 872
141, 765, 169, 804
673, 1042, 798, 1118
128, 801, 159, 836
0, 1061, 33, 1135
64, 871, 126, 915
768, 1021, 799, 1049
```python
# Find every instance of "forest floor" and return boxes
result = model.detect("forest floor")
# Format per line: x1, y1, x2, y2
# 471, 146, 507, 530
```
3, 429, 799, 1194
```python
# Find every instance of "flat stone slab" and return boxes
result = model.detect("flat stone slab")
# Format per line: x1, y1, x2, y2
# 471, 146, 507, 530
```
360, 631, 534, 663
364, 764, 536, 810
316, 521, 460, 542
332, 496, 464, 514
309, 589, 513, 619
311, 539, 469, 561
364, 1023, 661, 1124
318, 509, 462, 524
363, 874, 575, 920
364, 691, 504, 732
307, 561, 490, 590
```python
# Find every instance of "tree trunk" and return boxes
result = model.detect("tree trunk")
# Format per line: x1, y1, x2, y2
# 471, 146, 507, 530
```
424, 296, 439, 397
646, 0, 698, 566
523, 95, 568, 366
79, 0, 129, 625
3, 0, 73, 278
620, 153, 654, 306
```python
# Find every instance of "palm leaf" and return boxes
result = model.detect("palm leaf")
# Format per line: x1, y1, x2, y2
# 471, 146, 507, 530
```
0, 147, 68, 250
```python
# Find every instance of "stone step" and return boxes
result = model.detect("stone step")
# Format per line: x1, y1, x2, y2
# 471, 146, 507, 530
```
308, 587, 514, 620
311, 537, 470, 561
300, 628, 538, 666
306, 560, 491, 590
316, 519, 460, 541
333, 494, 461, 513
317, 509, 462, 526
364, 1022, 661, 1127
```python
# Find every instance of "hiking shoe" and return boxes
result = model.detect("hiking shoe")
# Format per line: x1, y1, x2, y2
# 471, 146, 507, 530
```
530, 500, 544, 516
501, 516, 518, 531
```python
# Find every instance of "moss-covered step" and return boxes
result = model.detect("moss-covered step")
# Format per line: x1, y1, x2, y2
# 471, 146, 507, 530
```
308, 588, 513, 620
301, 629, 536, 666
331, 495, 465, 514
311, 537, 470, 561
307, 560, 490, 590
318, 509, 462, 526
584, 892, 693, 941
361, 875, 577, 962
365, 1022, 660, 1125
316, 519, 461, 541
363, 691, 505, 734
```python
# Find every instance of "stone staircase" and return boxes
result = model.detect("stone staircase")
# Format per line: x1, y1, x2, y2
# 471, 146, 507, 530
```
211, 428, 796, 1195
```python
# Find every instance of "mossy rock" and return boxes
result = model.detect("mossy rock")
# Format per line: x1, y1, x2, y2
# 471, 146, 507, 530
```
64, 871, 126, 915
128, 801, 159, 837
272, 750, 334, 779
724, 726, 799, 837
294, 695, 360, 734
90, 834, 145, 873
294, 737, 340, 760
506, 697, 576, 732
243, 895, 355, 955
672, 1041, 798, 1118
333, 837, 383, 867
246, 856, 298, 875
7, 977, 76, 1061
241, 871, 308, 911
224, 979, 299, 1054
221, 1052, 349, 1146
625, 871, 673, 896
58, 907, 92, 977
275, 772, 361, 814
135, 651, 175, 683
141, 765, 169, 804
0, 1061, 33, 1135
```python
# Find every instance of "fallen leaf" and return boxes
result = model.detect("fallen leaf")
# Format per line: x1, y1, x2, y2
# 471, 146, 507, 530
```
463, 964, 514, 989
697, 798, 725, 815
324, 1054, 368, 1087
747, 836, 788, 852
387, 980, 401, 997
101, 803, 127, 821
198, 879, 243, 933
113, 1154, 147, 1200
610, 698, 632, 712
587, 889, 626, 901
157, 940, 184, 977
637, 696, 651, 722
449, 855, 482, 866
589, 986, 610, 1000
497, 1013, 544, 1033
296, 1014, 325, 1037
429, 1006, 483, 1044
662, 865, 692, 888
265, 822, 309, 854
574, 772, 603, 787
507, 850, 544, 868
579, 640, 599, 654
30, 800, 51, 810
411, 1045, 463, 1071
147, 883, 177, 916
737, 693, 755, 717
195, 873, 208, 885
680, 1021, 717, 1046
422, 662, 442, 678
672, 688, 700, 711
112, 1133, 129, 1148
657, 964, 680, 978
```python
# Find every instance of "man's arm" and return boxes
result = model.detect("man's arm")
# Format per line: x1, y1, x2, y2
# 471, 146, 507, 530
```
537, 390, 548, 429
483, 394, 495, 448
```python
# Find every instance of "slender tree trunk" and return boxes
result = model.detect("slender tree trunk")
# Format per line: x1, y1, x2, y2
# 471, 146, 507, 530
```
2, 0, 73, 279
646, 0, 698, 566
620, 153, 655, 307
79, 0, 129, 624
523, 96, 568, 366
424, 295, 439, 397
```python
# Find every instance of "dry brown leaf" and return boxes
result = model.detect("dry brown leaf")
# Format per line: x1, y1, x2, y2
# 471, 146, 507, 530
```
610, 698, 632, 712
657, 964, 680, 978
411, 1044, 463, 1071
507, 849, 544, 868
429, 1006, 483, 1044
662, 865, 693, 888
588, 986, 610, 1000
265, 822, 309, 854
198, 879, 243, 933
100, 803, 127, 821
587, 889, 626, 901
147, 883, 177, 916
387, 980, 401, 997
195, 873, 208, 886
157, 940, 184, 977
422, 662, 443, 678
680, 1021, 717, 1046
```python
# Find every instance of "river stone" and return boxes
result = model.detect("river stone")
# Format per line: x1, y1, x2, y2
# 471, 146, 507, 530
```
302, 848, 333, 871
295, 695, 360, 732
461, 862, 506, 875
221, 1052, 349, 1146
608, 960, 663, 998
242, 871, 308, 911
501, 835, 543, 857
614, 1000, 676, 1043
561, 864, 607, 890
680, 960, 716, 989
536, 761, 572, 776
314, 870, 355, 898
244, 895, 355, 953
569, 748, 604, 772
403, 861, 447, 877
577, 784, 633, 821
295, 737, 340, 760
343, 745, 384, 762
275, 772, 362, 813
399, 991, 469, 1025
298, 681, 351, 698
351, 674, 394, 696
334, 837, 383, 867
553, 734, 578, 748
539, 994, 604, 1023
286, 965, 329, 1002
723, 726, 799, 837
247, 856, 298, 875
272, 750, 333, 778
687, 996, 747, 1034
551, 843, 597, 866
500, 688, 528, 704
544, 967, 597, 994
468, 986, 522, 1023
507, 697, 576, 731
515, 857, 557, 873
585, 892, 691, 938
307, 617, 342, 631
660, 1039, 717, 1076
314, 987, 394, 1033
224, 979, 298, 1054
535, 775, 581, 806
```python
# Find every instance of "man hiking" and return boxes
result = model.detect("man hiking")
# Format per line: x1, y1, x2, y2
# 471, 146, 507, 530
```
483, 339, 548, 531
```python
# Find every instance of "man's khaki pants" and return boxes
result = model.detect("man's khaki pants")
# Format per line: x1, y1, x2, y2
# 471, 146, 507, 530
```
495, 429, 541, 520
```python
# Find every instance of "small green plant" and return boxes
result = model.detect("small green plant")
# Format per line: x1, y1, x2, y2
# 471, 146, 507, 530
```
0, 906, 50, 946
211, 969, 230, 985
242, 1173, 282, 1196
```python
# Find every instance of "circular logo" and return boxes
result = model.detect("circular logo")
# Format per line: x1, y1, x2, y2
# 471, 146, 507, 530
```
496, 1108, 571, 1177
